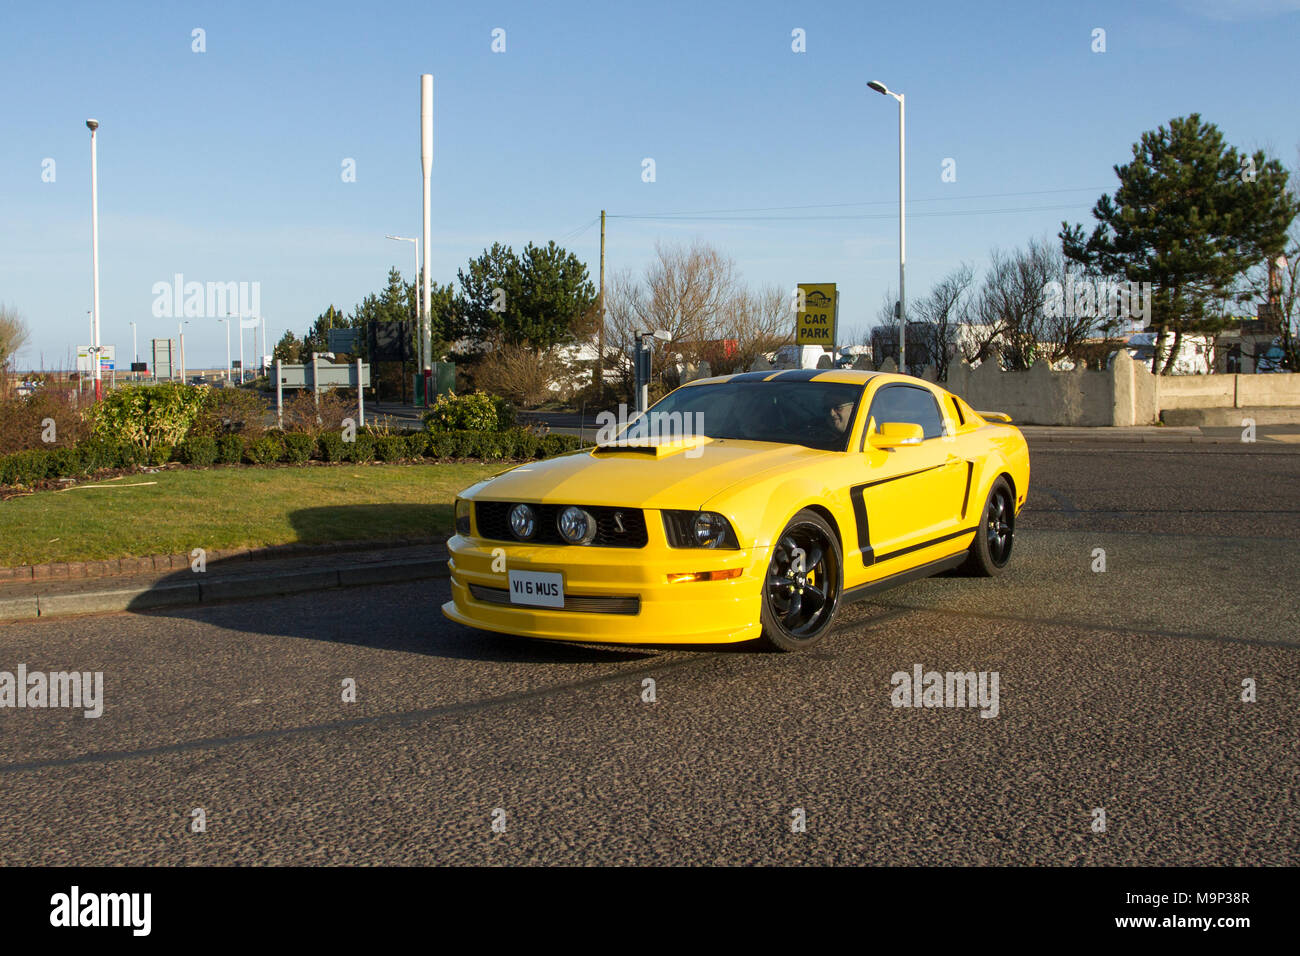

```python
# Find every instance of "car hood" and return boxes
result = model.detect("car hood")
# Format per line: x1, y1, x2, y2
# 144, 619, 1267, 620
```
465, 438, 830, 510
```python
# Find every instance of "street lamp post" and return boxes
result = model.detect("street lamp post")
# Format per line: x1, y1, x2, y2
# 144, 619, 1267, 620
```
218, 317, 232, 381
178, 321, 189, 382
86, 119, 102, 400
129, 321, 137, 380
867, 80, 906, 373
386, 234, 420, 377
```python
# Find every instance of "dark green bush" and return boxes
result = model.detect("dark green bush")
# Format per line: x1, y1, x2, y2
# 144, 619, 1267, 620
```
541, 434, 580, 458
244, 434, 285, 465
282, 432, 315, 464
178, 436, 219, 467
45, 446, 86, 479
515, 431, 542, 460
374, 435, 407, 462
406, 432, 429, 458
216, 434, 244, 465
344, 434, 375, 463
317, 432, 347, 462
0, 449, 51, 486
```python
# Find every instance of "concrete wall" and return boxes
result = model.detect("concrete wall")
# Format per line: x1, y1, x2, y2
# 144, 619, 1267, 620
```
945, 350, 1155, 425
942, 353, 1299, 425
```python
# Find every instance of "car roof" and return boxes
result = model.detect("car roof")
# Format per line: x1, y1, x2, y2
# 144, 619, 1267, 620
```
685, 369, 926, 388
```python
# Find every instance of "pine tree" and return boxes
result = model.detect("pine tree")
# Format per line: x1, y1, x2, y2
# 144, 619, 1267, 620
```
1061, 115, 1297, 374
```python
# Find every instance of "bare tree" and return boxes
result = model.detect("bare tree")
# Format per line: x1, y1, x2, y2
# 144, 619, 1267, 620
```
912, 264, 975, 380
0, 304, 30, 386
973, 238, 1059, 369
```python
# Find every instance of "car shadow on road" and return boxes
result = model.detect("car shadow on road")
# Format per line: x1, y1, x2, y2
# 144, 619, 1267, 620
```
124, 502, 773, 662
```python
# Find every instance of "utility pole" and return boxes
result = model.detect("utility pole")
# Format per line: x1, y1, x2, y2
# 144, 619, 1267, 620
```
597, 209, 606, 402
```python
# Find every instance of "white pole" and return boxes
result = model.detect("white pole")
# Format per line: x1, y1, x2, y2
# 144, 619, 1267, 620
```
130, 321, 137, 379
357, 357, 364, 427
178, 322, 186, 381
259, 316, 266, 376
238, 317, 245, 385
87, 120, 102, 401
420, 74, 434, 394
898, 93, 906, 373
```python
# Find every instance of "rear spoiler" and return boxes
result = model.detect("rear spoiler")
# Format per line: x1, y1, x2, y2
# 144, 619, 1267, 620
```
977, 411, 1013, 424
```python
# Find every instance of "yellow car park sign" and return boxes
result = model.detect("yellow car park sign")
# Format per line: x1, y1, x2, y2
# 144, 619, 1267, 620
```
796, 283, 837, 346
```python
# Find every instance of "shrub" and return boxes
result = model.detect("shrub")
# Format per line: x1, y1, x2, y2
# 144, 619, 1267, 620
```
0, 449, 50, 486
374, 435, 407, 462
423, 391, 501, 432
514, 431, 542, 460
282, 432, 315, 464
282, 390, 354, 436
45, 445, 85, 479
178, 436, 219, 467
317, 432, 347, 462
541, 434, 580, 458
406, 432, 429, 458
244, 434, 285, 465
190, 387, 269, 439
0, 386, 86, 455
344, 434, 375, 463
76, 438, 127, 472
216, 434, 244, 465
86, 382, 209, 458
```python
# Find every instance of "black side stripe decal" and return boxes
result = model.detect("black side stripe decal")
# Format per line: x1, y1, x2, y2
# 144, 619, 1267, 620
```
849, 484, 873, 566
960, 461, 973, 519
874, 526, 978, 564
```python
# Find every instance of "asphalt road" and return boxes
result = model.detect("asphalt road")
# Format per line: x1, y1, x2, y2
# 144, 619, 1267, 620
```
1, 441, 1296, 865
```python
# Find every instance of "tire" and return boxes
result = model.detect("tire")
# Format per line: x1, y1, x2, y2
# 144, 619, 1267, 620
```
959, 477, 1015, 576
758, 509, 843, 652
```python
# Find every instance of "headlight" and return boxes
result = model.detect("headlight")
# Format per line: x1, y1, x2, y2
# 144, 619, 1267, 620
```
510, 504, 537, 540
558, 505, 598, 545
455, 498, 471, 535
663, 510, 740, 549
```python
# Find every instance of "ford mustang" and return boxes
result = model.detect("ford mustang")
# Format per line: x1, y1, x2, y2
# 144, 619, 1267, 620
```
442, 369, 1030, 651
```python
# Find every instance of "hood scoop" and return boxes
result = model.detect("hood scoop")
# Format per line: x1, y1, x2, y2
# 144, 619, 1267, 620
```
591, 436, 713, 459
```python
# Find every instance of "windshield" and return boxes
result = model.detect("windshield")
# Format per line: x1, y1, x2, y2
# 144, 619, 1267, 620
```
621, 381, 864, 452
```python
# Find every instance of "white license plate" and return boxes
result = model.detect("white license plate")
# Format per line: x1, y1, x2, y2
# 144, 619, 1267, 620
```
507, 570, 564, 608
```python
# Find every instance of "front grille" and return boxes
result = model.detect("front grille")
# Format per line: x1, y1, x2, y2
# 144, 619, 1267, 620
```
474, 502, 648, 548
468, 584, 640, 615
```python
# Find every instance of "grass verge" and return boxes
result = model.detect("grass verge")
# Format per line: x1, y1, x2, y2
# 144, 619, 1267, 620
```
0, 462, 499, 566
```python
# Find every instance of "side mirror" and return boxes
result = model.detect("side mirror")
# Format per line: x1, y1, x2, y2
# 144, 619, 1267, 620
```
867, 422, 924, 449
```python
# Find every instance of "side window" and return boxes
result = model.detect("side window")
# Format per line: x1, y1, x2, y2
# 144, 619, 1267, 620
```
865, 385, 945, 442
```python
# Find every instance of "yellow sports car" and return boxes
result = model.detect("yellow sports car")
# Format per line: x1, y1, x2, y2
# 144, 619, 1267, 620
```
442, 369, 1030, 651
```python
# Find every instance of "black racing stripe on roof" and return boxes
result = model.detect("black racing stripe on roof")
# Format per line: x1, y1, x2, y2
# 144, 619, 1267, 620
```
768, 369, 831, 382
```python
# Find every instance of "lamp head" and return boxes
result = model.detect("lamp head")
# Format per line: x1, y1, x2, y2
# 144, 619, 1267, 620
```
86, 119, 99, 131
866, 81, 889, 95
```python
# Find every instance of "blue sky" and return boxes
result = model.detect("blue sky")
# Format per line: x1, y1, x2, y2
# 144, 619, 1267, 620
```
2, 0, 1298, 369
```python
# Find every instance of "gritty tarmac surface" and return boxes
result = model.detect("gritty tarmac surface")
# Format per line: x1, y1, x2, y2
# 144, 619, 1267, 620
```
0, 440, 1296, 865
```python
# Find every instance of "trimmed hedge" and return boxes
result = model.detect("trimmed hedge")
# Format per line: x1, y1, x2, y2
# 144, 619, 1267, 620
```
344, 434, 375, 463
282, 432, 314, 464
245, 434, 285, 465
0, 424, 582, 488
317, 433, 347, 462
178, 436, 218, 467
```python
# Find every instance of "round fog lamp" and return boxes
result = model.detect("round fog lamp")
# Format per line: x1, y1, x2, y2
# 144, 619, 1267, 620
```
558, 506, 597, 545
510, 504, 537, 540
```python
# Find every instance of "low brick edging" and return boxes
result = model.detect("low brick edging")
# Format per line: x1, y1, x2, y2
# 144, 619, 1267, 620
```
0, 535, 447, 584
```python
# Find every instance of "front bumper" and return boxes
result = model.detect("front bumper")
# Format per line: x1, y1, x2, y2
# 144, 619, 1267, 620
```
441, 525, 768, 645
